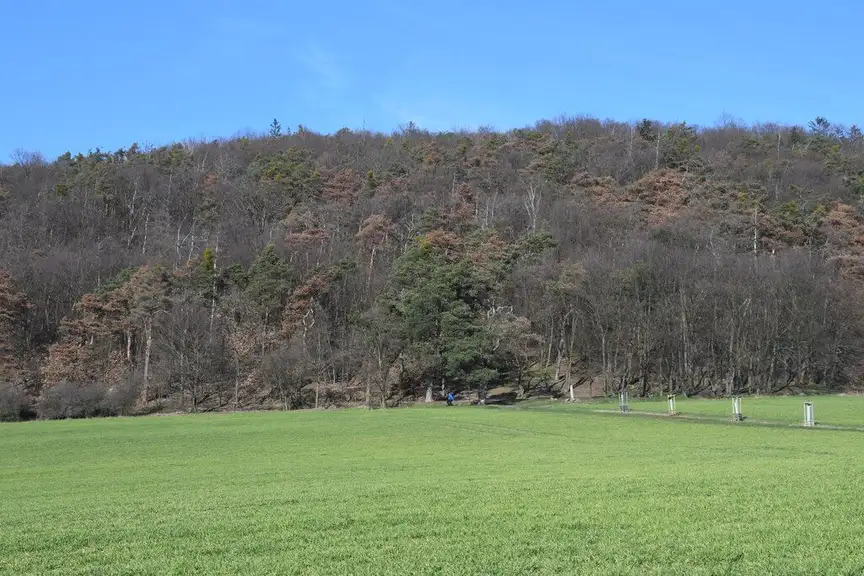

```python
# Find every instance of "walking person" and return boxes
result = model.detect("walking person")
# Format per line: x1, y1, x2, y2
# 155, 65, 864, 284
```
446, 392, 455, 406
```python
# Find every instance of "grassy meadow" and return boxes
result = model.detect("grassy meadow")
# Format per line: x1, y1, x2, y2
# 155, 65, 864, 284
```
558, 394, 864, 427
2, 401, 864, 575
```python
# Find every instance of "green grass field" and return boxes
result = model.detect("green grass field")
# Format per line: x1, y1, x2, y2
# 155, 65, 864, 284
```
557, 394, 864, 427
3, 403, 864, 575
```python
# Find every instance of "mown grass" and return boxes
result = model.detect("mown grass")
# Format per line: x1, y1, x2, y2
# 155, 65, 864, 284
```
2, 404, 864, 575
554, 394, 864, 427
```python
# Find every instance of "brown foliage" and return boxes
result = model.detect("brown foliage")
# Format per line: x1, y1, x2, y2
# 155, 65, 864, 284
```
281, 266, 343, 339
822, 203, 864, 280
422, 229, 462, 254
355, 214, 395, 248
0, 270, 29, 385
321, 168, 362, 205
42, 266, 170, 391
623, 169, 694, 224
5, 116, 864, 416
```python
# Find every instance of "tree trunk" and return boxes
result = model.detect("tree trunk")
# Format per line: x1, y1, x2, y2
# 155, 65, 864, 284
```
516, 369, 526, 400
141, 213, 149, 255
233, 353, 240, 411
679, 287, 689, 389
553, 312, 570, 389
179, 320, 187, 409
372, 346, 383, 409
425, 384, 433, 403
315, 381, 320, 409
600, 333, 609, 395
209, 237, 218, 333
141, 318, 152, 403
366, 246, 376, 294
261, 311, 268, 360
726, 321, 735, 397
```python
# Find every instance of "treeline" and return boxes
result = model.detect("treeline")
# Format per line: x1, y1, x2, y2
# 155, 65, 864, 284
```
1, 116, 864, 420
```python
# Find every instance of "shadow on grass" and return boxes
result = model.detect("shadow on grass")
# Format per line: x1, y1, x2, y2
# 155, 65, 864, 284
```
481, 392, 561, 406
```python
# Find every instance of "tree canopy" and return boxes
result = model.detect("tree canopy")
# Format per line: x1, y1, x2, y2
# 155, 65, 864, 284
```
2, 115, 864, 418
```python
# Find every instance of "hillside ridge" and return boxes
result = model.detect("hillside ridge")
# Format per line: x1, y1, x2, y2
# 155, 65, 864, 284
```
1, 117, 863, 419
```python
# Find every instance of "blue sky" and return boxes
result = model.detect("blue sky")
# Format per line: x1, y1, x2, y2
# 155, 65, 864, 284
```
1, 0, 862, 160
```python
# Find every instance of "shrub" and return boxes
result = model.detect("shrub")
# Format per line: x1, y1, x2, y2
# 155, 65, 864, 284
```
104, 375, 142, 416
36, 376, 144, 420
0, 381, 27, 421
37, 382, 109, 420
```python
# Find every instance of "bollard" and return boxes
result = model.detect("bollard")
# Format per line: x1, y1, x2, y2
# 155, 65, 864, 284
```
619, 390, 630, 413
667, 394, 677, 415
732, 396, 743, 422
804, 402, 815, 427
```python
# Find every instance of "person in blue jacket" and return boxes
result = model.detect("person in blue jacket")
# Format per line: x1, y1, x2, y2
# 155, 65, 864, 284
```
446, 392, 455, 406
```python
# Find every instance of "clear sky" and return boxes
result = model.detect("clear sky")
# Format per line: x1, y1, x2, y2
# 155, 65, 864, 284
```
2, 0, 862, 160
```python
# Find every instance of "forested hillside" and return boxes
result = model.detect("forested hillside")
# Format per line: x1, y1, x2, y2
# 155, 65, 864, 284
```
2, 116, 864, 419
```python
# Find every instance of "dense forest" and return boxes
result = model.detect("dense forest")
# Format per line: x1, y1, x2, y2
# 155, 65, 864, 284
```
2, 116, 864, 420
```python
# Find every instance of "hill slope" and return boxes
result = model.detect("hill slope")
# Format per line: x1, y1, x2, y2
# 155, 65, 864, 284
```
2, 117, 864, 417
